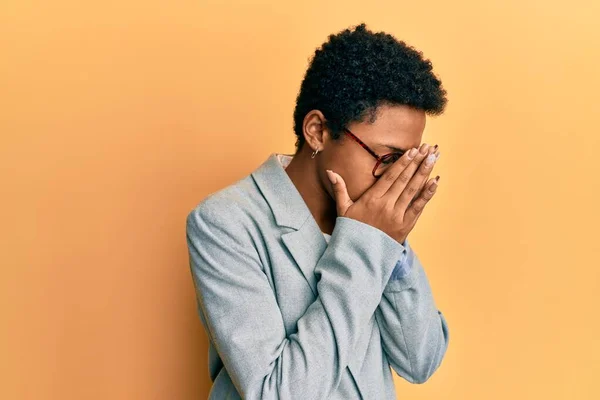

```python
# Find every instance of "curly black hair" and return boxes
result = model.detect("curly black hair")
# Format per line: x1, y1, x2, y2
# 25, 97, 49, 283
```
293, 23, 448, 153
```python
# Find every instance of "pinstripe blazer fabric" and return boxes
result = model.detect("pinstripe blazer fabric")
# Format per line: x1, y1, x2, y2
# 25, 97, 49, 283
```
185, 152, 450, 399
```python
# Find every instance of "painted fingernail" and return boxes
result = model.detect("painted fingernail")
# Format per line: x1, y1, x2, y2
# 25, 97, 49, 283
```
424, 153, 436, 166
420, 144, 429, 154
435, 175, 440, 182
407, 148, 418, 159
433, 144, 438, 150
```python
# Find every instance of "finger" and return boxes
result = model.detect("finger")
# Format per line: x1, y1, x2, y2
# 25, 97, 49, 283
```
405, 176, 439, 220
411, 148, 440, 202
391, 146, 438, 210
396, 154, 438, 211
408, 163, 438, 208
364, 145, 419, 199
326, 170, 354, 216
369, 143, 432, 201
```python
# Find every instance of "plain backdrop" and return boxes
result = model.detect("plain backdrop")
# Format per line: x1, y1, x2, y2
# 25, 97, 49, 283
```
1, 0, 599, 399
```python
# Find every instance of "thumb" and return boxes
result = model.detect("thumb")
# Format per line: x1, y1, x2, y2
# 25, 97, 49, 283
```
326, 170, 353, 216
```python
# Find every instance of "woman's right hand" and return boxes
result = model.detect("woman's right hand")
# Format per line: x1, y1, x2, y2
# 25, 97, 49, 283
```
326, 143, 440, 244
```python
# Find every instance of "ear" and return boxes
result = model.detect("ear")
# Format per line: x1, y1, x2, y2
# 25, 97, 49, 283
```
302, 110, 328, 151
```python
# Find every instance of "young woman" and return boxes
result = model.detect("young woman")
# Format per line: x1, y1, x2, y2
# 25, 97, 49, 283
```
186, 23, 450, 399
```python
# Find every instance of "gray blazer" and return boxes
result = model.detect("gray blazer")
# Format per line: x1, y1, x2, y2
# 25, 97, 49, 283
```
185, 153, 450, 399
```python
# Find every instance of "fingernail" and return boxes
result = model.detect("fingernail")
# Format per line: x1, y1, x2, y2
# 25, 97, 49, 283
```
430, 176, 440, 191
433, 144, 438, 150
326, 170, 337, 184
424, 153, 436, 166
408, 148, 418, 159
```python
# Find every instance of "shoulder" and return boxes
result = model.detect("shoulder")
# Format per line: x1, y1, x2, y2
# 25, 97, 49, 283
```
185, 175, 266, 240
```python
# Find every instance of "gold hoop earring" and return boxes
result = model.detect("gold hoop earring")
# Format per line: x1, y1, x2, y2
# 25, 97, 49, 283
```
311, 149, 320, 159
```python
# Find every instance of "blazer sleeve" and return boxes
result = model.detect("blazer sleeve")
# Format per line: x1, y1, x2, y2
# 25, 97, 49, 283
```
374, 241, 450, 384
186, 203, 405, 400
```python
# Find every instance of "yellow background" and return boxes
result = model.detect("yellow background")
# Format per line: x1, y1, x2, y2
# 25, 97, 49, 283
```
1, 1, 599, 399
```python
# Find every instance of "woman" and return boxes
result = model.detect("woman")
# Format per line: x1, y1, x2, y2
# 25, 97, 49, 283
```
186, 23, 450, 399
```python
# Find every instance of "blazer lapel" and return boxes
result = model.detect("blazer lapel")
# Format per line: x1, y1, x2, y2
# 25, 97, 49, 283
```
251, 153, 327, 297
251, 153, 370, 398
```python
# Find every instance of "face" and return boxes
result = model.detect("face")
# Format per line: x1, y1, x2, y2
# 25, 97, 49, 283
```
308, 104, 426, 202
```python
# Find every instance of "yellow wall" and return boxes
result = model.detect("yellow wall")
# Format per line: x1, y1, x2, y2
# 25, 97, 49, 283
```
2, 1, 599, 399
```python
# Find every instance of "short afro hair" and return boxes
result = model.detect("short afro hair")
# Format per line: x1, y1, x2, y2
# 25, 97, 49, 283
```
292, 23, 448, 153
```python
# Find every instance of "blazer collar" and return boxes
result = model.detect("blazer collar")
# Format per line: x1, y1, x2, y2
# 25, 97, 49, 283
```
251, 153, 311, 230
251, 152, 327, 296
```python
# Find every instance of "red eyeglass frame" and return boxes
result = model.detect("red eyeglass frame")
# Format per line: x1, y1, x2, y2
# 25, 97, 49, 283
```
342, 127, 406, 178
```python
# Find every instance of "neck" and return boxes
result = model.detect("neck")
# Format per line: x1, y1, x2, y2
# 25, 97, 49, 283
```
283, 148, 337, 235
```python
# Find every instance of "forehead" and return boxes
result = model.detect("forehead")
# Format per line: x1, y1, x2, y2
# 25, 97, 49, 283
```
355, 104, 426, 150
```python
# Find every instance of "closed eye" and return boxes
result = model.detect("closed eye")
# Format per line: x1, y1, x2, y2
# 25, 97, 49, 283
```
382, 153, 403, 164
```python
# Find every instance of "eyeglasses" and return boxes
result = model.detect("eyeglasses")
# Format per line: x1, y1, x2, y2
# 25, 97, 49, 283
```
343, 127, 406, 178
